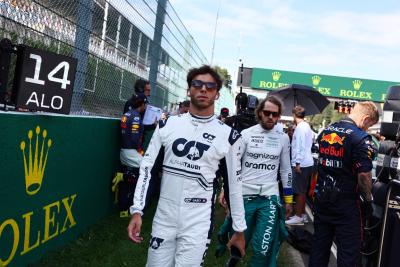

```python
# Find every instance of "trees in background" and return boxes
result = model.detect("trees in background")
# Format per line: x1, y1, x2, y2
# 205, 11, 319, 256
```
310, 103, 345, 132
214, 66, 232, 90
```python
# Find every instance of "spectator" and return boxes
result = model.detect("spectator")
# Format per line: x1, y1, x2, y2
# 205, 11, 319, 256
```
171, 100, 190, 115
286, 105, 314, 225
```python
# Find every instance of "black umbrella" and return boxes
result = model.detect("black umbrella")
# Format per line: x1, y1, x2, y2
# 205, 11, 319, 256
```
269, 84, 330, 116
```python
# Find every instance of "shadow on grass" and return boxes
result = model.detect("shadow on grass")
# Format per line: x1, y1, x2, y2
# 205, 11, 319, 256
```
31, 201, 297, 267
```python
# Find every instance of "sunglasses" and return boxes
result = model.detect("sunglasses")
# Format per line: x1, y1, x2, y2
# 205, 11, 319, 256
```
191, 80, 218, 90
262, 110, 279, 118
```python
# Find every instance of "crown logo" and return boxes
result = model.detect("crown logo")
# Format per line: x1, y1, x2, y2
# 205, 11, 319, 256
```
272, 71, 281, 81
353, 79, 362, 90
20, 126, 52, 195
311, 75, 321, 86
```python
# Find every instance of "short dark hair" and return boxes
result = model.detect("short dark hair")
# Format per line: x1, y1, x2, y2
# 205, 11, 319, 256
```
186, 65, 223, 91
179, 100, 190, 108
134, 79, 150, 93
255, 95, 284, 121
131, 93, 148, 109
292, 105, 305, 118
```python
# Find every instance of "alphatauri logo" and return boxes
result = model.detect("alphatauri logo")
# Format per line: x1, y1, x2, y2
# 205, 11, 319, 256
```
172, 138, 210, 161
149, 236, 164, 250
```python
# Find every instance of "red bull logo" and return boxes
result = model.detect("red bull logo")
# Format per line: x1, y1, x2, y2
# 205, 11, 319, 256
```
320, 132, 345, 145
319, 146, 344, 157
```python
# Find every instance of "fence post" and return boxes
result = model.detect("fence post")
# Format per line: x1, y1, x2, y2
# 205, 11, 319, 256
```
72, 0, 94, 113
149, 0, 167, 107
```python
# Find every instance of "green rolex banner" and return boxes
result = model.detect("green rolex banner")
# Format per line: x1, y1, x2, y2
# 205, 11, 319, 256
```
0, 113, 120, 266
250, 68, 399, 102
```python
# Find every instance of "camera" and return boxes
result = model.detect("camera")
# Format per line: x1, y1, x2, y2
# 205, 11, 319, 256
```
364, 85, 400, 267
224, 93, 258, 132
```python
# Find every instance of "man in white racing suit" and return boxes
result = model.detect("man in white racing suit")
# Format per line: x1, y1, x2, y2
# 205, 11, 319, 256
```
127, 65, 247, 266
218, 95, 293, 266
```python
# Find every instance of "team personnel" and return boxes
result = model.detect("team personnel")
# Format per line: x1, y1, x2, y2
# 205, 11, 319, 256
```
127, 65, 247, 266
217, 107, 230, 122
309, 101, 379, 267
286, 105, 314, 225
124, 79, 151, 113
117, 93, 148, 213
218, 96, 293, 266
171, 100, 190, 115
124, 79, 158, 152
120, 93, 147, 169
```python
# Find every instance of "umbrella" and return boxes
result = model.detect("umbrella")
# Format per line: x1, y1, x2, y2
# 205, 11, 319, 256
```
269, 84, 330, 116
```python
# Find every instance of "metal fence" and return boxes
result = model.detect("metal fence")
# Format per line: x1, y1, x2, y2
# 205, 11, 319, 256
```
0, 0, 208, 117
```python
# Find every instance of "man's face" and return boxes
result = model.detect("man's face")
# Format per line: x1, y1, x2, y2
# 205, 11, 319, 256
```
144, 84, 151, 97
188, 74, 219, 111
259, 101, 280, 130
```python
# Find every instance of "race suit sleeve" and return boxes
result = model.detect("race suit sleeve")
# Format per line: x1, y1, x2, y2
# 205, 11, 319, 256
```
280, 134, 293, 204
352, 134, 374, 173
130, 123, 163, 216
225, 131, 247, 232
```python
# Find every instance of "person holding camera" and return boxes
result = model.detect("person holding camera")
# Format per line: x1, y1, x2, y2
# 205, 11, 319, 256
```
309, 101, 379, 267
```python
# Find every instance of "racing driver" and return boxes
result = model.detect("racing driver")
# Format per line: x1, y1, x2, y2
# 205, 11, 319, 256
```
127, 65, 247, 266
218, 95, 293, 266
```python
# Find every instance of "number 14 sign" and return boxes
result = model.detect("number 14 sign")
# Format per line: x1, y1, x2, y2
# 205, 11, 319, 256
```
14, 45, 77, 114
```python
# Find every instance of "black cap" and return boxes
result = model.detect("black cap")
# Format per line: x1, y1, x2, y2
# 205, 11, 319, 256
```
221, 107, 229, 117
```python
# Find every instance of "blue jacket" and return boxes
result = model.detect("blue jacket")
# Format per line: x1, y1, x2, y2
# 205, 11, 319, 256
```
316, 118, 375, 194
121, 109, 144, 152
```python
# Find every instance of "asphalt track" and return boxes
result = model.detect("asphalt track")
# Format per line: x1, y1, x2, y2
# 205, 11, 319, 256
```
285, 204, 337, 267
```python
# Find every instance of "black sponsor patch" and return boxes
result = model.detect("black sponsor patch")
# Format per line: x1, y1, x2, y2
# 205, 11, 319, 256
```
228, 129, 241, 145
184, 198, 207, 203
158, 117, 169, 128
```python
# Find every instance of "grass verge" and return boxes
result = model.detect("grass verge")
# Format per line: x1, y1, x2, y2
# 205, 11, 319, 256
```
32, 201, 300, 267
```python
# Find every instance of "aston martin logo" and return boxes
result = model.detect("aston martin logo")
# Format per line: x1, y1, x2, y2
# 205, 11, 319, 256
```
20, 126, 52, 195
272, 71, 281, 82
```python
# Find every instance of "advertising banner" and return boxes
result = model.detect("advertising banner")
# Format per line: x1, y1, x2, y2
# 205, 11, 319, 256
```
0, 113, 120, 266
250, 68, 399, 103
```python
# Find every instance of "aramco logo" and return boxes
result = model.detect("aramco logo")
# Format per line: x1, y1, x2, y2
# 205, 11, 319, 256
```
19, 126, 52, 195
352, 79, 362, 90
272, 71, 281, 82
312, 75, 321, 86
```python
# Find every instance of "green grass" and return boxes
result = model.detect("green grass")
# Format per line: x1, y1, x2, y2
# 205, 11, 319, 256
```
32, 201, 298, 267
